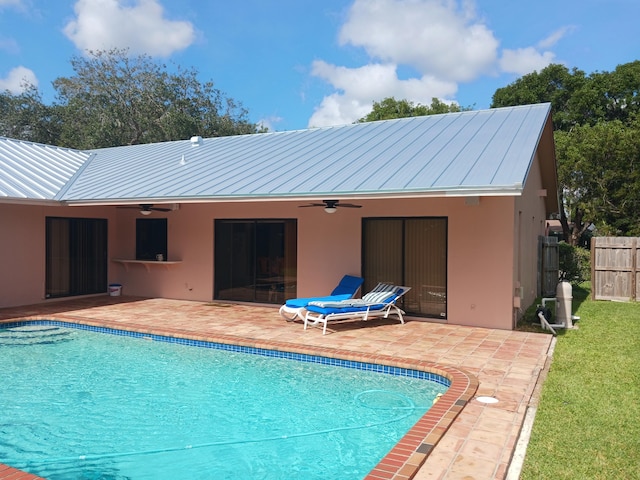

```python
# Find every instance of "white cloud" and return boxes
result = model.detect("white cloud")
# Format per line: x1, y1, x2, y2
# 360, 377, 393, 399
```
499, 48, 557, 76
339, 0, 498, 82
309, 0, 499, 127
538, 26, 575, 50
257, 115, 283, 132
63, 0, 195, 56
308, 0, 567, 127
0, 66, 38, 93
498, 25, 575, 76
308, 60, 457, 127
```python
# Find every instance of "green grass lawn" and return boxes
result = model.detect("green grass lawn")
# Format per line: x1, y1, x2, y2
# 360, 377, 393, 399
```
520, 284, 640, 479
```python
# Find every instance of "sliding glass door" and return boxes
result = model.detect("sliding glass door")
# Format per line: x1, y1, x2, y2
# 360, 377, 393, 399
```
45, 217, 108, 298
363, 217, 447, 319
214, 219, 297, 304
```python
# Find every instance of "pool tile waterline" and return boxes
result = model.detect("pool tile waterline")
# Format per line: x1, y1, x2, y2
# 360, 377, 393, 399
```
0, 320, 452, 387
0, 296, 552, 480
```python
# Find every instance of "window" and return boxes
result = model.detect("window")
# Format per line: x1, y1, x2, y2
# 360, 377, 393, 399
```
46, 217, 108, 298
362, 217, 447, 319
215, 219, 297, 304
136, 218, 167, 260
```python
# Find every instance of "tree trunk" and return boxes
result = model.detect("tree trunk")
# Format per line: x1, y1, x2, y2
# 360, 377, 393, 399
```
559, 191, 573, 245
570, 208, 584, 246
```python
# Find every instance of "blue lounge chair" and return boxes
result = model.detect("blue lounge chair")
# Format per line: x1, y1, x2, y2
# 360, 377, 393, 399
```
303, 283, 411, 334
279, 275, 364, 321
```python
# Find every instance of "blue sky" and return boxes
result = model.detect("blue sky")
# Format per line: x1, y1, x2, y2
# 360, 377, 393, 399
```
1, 0, 638, 132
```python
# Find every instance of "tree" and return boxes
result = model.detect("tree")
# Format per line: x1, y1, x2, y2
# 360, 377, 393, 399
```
0, 85, 61, 145
491, 64, 588, 131
51, 49, 258, 149
578, 61, 640, 126
555, 119, 640, 238
492, 61, 640, 243
358, 97, 467, 122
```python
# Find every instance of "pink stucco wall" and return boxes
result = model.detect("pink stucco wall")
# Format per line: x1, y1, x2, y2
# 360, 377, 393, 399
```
0, 203, 47, 308
0, 193, 540, 330
447, 197, 517, 329
106, 202, 366, 301
0, 204, 118, 308
514, 152, 551, 318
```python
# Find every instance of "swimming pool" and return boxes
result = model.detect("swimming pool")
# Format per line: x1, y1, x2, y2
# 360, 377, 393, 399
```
0, 321, 453, 479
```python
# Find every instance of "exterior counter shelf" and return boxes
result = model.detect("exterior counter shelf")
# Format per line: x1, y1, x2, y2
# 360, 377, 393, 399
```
112, 259, 182, 272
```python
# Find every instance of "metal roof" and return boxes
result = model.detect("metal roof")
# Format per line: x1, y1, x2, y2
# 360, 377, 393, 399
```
0, 103, 554, 205
0, 138, 90, 202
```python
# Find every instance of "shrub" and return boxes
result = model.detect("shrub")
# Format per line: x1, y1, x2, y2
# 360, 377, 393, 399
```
558, 242, 591, 284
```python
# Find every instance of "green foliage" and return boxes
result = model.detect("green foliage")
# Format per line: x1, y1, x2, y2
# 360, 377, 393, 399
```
555, 118, 640, 237
581, 61, 640, 126
492, 61, 640, 241
358, 97, 468, 122
53, 49, 258, 148
558, 242, 591, 284
491, 64, 588, 131
521, 287, 640, 479
492, 61, 640, 131
0, 85, 62, 145
1, 49, 259, 149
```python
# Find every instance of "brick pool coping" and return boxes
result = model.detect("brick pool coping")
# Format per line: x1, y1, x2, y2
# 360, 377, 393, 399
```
1, 314, 478, 480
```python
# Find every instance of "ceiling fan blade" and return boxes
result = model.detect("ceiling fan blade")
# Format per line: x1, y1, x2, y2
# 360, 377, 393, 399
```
117, 204, 172, 212
299, 200, 362, 209
140, 204, 170, 212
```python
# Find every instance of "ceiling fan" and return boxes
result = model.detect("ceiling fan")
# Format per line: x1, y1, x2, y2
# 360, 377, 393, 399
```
299, 199, 362, 214
117, 204, 172, 215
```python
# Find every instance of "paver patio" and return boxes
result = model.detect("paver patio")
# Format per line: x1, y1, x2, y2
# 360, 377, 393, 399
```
0, 296, 553, 479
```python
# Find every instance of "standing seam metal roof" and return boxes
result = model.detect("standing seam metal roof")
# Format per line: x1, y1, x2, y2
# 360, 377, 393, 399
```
0, 103, 553, 204
0, 138, 90, 200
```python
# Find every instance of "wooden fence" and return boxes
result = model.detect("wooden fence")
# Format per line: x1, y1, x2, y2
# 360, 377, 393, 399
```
591, 237, 640, 301
539, 236, 559, 297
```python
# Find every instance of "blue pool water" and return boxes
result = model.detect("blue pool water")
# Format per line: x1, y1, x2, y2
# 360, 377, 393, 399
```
0, 323, 448, 479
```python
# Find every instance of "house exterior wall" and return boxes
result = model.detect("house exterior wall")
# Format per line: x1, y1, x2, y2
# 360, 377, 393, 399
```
513, 151, 551, 322
0, 196, 521, 330
0, 203, 118, 308
109, 202, 366, 302
0, 203, 48, 308
447, 197, 516, 330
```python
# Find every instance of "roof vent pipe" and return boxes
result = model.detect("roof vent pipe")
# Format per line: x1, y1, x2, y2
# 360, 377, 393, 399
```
190, 136, 203, 146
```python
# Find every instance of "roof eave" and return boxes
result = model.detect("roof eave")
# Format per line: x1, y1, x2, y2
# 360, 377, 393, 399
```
0, 197, 66, 207
63, 185, 525, 207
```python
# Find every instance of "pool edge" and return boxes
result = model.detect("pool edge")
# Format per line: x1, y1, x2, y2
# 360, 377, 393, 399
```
1, 315, 479, 480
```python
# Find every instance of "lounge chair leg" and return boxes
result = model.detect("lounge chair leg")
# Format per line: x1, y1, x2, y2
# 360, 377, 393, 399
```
280, 305, 303, 322
303, 312, 329, 334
